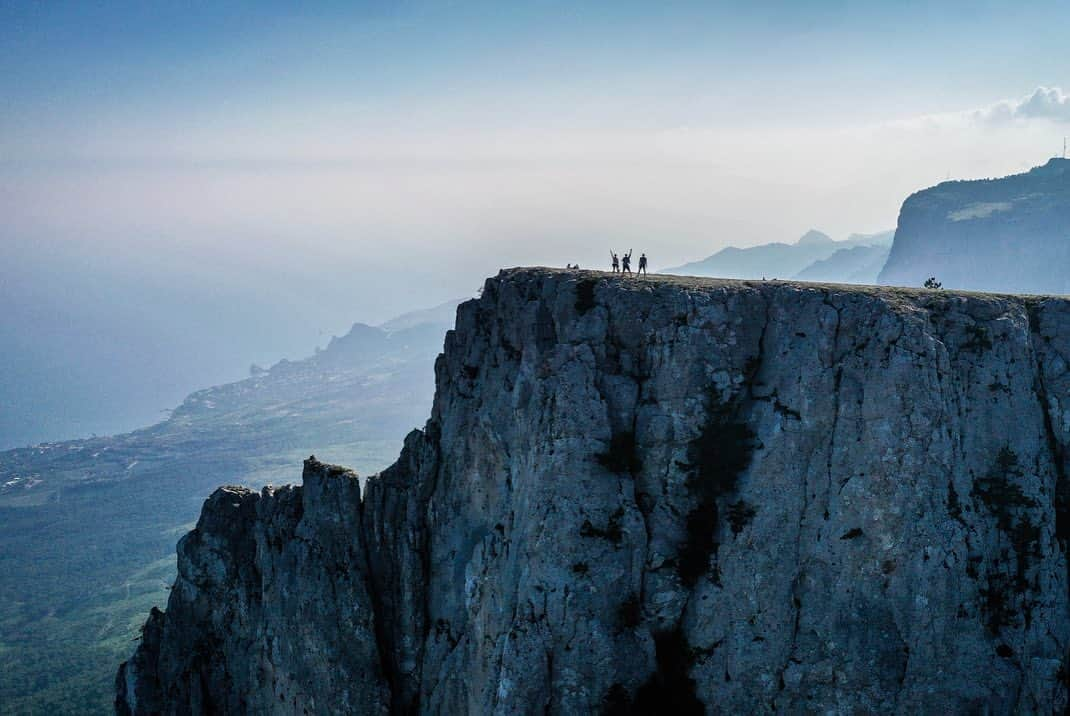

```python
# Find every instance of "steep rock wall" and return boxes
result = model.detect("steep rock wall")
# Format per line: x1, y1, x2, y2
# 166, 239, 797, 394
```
878, 157, 1070, 294
121, 269, 1070, 714
116, 461, 389, 714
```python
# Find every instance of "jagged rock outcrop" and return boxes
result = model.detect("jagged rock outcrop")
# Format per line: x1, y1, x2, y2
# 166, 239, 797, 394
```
120, 268, 1070, 714
116, 461, 389, 714
878, 157, 1070, 293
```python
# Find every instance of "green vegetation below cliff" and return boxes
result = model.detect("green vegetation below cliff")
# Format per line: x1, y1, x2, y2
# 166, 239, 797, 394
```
0, 318, 447, 714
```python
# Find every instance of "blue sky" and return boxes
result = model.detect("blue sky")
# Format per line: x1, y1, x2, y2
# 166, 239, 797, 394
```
4, 1, 1068, 151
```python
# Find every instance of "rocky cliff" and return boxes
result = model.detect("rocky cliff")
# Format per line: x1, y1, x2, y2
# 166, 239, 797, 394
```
119, 268, 1070, 714
878, 158, 1070, 293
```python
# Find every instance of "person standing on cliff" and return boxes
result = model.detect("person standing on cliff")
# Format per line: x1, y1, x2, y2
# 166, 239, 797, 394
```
638, 253, 648, 275
611, 252, 619, 273
622, 250, 632, 274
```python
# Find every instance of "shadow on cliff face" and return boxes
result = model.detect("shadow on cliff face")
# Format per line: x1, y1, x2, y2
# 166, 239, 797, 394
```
603, 628, 704, 715
972, 446, 1043, 635
601, 381, 759, 713
597, 430, 642, 475
676, 385, 758, 587
575, 278, 599, 314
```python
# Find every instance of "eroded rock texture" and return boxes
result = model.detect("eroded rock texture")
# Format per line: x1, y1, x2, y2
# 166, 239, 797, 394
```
116, 461, 389, 714
120, 269, 1070, 714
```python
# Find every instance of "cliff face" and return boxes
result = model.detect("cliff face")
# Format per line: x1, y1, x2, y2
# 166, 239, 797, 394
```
120, 269, 1070, 714
116, 463, 389, 714
878, 158, 1070, 293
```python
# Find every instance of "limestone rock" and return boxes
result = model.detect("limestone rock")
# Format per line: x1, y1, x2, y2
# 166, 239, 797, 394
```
117, 459, 388, 714
121, 269, 1070, 714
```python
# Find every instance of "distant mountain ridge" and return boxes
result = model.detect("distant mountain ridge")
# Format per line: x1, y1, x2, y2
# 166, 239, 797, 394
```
665, 229, 893, 282
794, 243, 891, 284
377, 299, 465, 333
878, 157, 1070, 293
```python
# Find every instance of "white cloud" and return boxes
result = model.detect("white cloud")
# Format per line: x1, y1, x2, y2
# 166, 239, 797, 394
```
972, 86, 1070, 124
884, 86, 1070, 132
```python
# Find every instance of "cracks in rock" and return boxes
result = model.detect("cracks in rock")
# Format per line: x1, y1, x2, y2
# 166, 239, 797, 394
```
627, 372, 655, 608
629, 628, 705, 715
1023, 302, 1070, 703
889, 623, 911, 714
773, 590, 804, 708
623, 288, 769, 713
744, 288, 774, 403
821, 290, 845, 503
1025, 303, 1070, 550
360, 424, 444, 715
590, 284, 656, 588
772, 290, 843, 701
772, 490, 807, 703
544, 648, 555, 715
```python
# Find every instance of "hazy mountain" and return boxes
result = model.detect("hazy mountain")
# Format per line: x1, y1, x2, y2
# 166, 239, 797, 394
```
878, 157, 1070, 293
0, 308, 453, 712
666, 229, 892, 281
378, 299, 466, 333
793, 243, 892, 284
794, 228, 836, 246
840, 229, 895, 247
0, 238, 467, 451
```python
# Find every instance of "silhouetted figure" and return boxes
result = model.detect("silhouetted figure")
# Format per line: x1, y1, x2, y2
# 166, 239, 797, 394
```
638, 253, 647, 275
622, 249, 632, 274
611, 252, 619, 273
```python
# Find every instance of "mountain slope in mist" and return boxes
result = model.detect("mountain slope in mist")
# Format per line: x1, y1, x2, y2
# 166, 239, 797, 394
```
665, 230, 892, 281
793, 242, 892, 284
0, 237, 463, 450
0, 309, 453, 713
879, 158, 1070, 293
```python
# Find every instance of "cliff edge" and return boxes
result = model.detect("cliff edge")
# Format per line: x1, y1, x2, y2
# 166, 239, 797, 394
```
119, 268, 1070, 714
